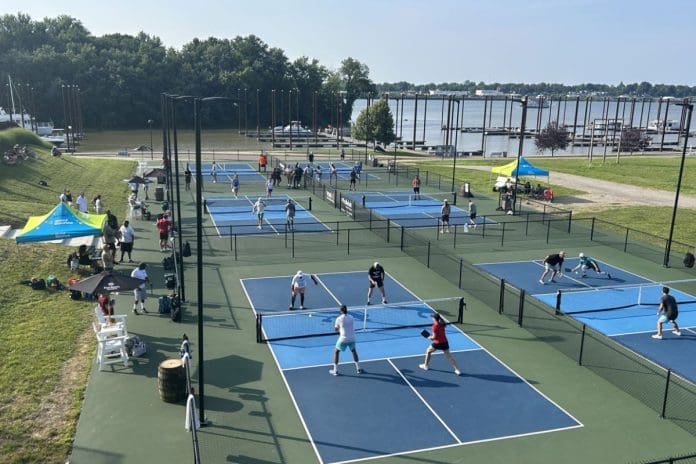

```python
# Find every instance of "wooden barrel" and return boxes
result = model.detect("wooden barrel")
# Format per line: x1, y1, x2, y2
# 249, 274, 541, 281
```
158, 358, 186, 403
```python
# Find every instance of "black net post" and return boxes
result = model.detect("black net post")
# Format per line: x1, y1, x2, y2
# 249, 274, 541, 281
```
229, 226, 233, 251
362, 194, 366, 207
427, 241, 431, 268
590, 217, 595, 241
233, 234, 238, 261
291, 229, 295, 258
256, 314, 263, 343
578, 324, 586, 365
661, 370, 672, 419
567, 210, 572, 233
309, 197, 312, 211
457, 297, 465, 323
517, 289, 526, 326
453, 224, 457, 248
499, 278, 505, 314
501, 222, 506, 247
624, 228, 630, 252
400, 227, 404, 251
555, 290, 562, 315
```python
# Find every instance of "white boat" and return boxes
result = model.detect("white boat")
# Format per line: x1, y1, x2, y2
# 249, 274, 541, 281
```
273, 121, 313, 137
40, 128, 66, 146
35, 121, 54, 136
647, 119, 680, 131
525, 95, 550, 109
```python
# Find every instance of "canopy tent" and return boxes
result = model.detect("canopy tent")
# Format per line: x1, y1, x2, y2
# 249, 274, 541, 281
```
491, 157, 549, 177
16, 202, 106, 244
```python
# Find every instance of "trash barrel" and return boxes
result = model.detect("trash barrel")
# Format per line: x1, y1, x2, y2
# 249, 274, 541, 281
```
308, 152, 314, 163
158, 358, 187, 403
155, 186, 164, 201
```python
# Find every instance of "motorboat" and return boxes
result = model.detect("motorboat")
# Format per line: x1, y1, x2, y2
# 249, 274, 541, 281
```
647, 119, 680, 132
525, 95, 550, 109
273, 121, 313, 137
40, 128, 66, 146
35, 121, 54, 136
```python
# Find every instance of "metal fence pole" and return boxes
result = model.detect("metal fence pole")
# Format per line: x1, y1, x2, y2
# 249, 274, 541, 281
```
568, 211, 572, 233
292, 229, 295, 258
590, 217, 595, 241
427, 241, 431, 268
501, 222, 506, 247
336, 222, 340, 246
525, 212, 530, 236
578, 324, 586, 365
234, 234, 238, 261
453, 223, 457, 248
499, 278, 505, 314
546, 220, 551, 243
400, 227, 405, 251
624, 228, 629, 252
458, 258, 463, 288
661, 369, 672, 419
517, 289, 525, 326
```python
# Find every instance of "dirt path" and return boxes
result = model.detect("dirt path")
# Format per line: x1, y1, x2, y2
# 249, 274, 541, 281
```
462, 165, 696, 211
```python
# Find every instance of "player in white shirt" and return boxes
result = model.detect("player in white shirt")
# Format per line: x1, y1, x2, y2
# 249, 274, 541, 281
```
252, 197, 266, 230
130, 263, 149, 314
330, 305, 362, 376
289, 270, 308, 310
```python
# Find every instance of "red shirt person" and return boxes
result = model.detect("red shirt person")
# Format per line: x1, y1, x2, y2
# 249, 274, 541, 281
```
418, 313, 461, 376
156, 214, 171, 251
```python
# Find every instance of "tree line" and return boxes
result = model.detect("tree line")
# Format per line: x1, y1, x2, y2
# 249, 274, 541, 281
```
1, 13, 693, 131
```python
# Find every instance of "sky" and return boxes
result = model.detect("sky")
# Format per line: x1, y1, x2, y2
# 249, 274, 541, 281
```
2, 0, 695, 86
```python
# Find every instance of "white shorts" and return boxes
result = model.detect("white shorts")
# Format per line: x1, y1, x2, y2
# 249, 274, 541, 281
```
544, 263, 560, 271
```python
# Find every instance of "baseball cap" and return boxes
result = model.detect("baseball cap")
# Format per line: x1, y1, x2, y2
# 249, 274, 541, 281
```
444, 199, 449, 203
373, 262, 380, 267
297, 270, 304, 277
579, 252, 584, 258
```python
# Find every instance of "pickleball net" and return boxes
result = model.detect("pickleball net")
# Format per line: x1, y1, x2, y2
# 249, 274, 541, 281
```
554, 279, 696, 315
204, 195, 312, 214
359, 191, 457, 208
256, 297, 465, 342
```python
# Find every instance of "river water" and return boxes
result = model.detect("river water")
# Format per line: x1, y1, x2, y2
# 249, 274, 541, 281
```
351, 97, 692, 156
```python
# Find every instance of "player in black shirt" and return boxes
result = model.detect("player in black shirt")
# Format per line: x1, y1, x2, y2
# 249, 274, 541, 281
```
539, 250, 566, 284
652, 287, 682, 339
367, 261, 387, 305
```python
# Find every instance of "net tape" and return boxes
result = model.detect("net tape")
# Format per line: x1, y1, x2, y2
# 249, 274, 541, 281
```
556, 280, 696, 315
205, 196, 310, 213
360, 192, 456, 208
257, 297, 464, 342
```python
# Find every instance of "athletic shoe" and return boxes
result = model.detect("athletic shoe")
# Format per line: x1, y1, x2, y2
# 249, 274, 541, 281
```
539, 280, 545, 284
440, 230, 444, 234
300, 306, 305, 310
366, 301, 371, 305
128, 259, 134, 263
356, 368, 364, 374
651, 334, 662, 340
454, 369, 461, 376
382, 299, 387, 304
673, 330, 682, 336
257, 225, 261, 229
329, 369, 338, 376
132, 308, 139, 315
288, 305, 294, 310
418, 364, 428, 371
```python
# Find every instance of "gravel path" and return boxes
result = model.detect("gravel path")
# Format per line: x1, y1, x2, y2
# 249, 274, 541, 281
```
462, 165, 696, 211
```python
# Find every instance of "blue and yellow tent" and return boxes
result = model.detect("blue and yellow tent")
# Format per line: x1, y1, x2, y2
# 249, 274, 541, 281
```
15, 203, 106, 243
491, 157, 549, 177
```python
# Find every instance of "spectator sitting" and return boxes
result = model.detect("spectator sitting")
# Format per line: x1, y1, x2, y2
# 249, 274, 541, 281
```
533, 183, 544, 199
524, 181, 532, 195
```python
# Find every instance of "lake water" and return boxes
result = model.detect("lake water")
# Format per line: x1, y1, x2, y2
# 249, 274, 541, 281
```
351, 97, 692, 156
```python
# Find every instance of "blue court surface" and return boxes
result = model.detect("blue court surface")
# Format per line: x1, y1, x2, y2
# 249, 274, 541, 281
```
477, 258, 696, 383
241, 271, 581, 464
188, 162, 268, 183
205, 194, 330, 236
342, 191, 496, 228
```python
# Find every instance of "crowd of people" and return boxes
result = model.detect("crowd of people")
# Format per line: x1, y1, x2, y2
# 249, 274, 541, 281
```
3, 144, 37, 165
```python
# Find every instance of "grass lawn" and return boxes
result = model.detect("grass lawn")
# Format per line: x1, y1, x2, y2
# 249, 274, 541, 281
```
0, 129, 137, 463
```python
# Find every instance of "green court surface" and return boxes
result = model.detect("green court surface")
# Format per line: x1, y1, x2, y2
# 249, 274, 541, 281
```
70, 159, 696, 464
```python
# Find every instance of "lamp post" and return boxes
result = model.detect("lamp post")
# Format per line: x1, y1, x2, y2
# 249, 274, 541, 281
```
147, 119, 154, 160
192, 95, 235, 425
67, 125, 72, 152
663, 99, 693, 267
450, 98, 460, 193
513, 96, 529, 213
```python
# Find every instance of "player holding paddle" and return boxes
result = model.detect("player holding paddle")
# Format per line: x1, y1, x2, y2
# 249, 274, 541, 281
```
289, 270, 318, 310
652, 287, 682, 340
329, 304, 362, 376
419, 313, 461, 376
570, 253, 612, 279
539, 250, 566, 284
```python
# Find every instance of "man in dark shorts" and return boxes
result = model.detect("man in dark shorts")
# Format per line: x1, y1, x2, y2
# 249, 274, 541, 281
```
367, 261, 387, 305
419, 313, 461, 375
412, 175, 421, 200
652, 287, 681, 339
156, 213, 171, 251
539, 250, 565, 284
349, 168, 357, 191
440, 199, 451, 234
467, 199, 477, 229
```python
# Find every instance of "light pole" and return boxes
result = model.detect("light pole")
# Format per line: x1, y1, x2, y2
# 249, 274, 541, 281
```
147, 119, 154, 160
450, 98, 461, 193
513, 96, 529, 213
664, 99, 693, 267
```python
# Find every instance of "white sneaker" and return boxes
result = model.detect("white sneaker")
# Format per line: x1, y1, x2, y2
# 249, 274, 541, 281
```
356, 368, 363, 374
257, 225, 262, 229
651, 334, 662, 340
539, 279, 545, 284
673, 330, 682, 336
454, 369, 461, 376
329, 369, 338, 376
440, 230, 444, 234
418, 364, 428, 371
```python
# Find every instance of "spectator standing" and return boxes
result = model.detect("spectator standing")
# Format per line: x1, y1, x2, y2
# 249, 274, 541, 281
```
467, 200, 477, 229
258, 152, 267, 172
65, 190, 73, 207
118, 220, 135, 263
76, 192, 88, 212
156, 213, 171, 251
130, 263, 149, 315
266, 177, 274, 197
101, 244, 114, 272
93, 194, 103, 214
440, 199, 451, 234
